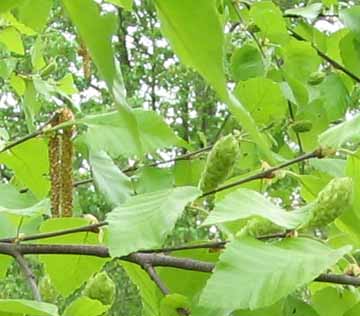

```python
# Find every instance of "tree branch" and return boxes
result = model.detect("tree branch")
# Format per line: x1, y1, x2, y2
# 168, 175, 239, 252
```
13, 252, 41, 301
0, 242, 356, 288
0, 222, 108, 244
143, 263, 170, 295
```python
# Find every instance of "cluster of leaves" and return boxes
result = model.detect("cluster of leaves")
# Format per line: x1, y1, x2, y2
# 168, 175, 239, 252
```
2, 0, 360, 316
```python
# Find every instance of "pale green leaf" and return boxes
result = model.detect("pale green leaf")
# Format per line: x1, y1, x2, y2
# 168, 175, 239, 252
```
231, 45, 264, 81
310, 158, 346, 177
318, 113, 360, 148
203, 188, 307, 229
0, 57, 16, 79
105, 0, 133, 10
82, 110, 187, 157
0, 0, 27, 13
312, 287, 358, 316
319, 74, 349, 121
235, 77, 287, 124
154, 0, 273, 162
63, 297, 109, 316
285, 3, 323, 21
283, 296, 319, 316
56, 74, 78, 95
107, 187, 200, 257
199, 237, 350, 311
0, 299, 58, 316
31, 36, 46, 71
0, 184, 49, 216
345, 302, 360, 316
249, 1, 289, 44
0, 27, 24, 55
90, 150, 132, 206
39, 218, 107, 297
339, 32, 360, 78
340, 6, 360, 41
18, 0, 53, 32
281, 39, 321, 82
135, 167, 173, 194
10, 74, 26, 96
62, 0, 142, 156
121, 261, 161, 316
0, 138, 50, 199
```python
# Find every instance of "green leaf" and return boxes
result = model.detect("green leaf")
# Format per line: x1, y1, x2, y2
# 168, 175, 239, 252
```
174, 160, 204, 187
158, 248, 219, 304
281, 39, 321, 82
283, 296, 319, 316
310, 158, 346, 177
10, 74, 26, 96
105, 0, 133, 10
231, 45, 264, 81
345, 302, 360, 316
89, 150, 132, 206
0, 183, 49, 216
63, 297, 109, 316
0, 57, 17, 79
0, 27, 24, 55
319, 74, 349, 122
106, 186, 200, 257
23, 80, 41, 131
297, 99, 329, 152
234, 301, 283, 316
199, 237, 350, 311
121, 261, 161, 316
203, 188, 307, 229
285, 3, 323, 21
0, 138, 50, 199
154, 0, 227, 99
318, 112, 360, 148
18, 0, 53, 32
39, 218, 107, 297
82, 110, 187, 157
235, 77, 287, 124
339, 32, 360, 78
56, 74, 78, 95
135, 167, 173, 194
340, 6, 360, 41
154, 0, 273, 162
249, 1, 289, 44
0, 299, 58, 316
62, 0, 142, 156
312, 287, 358, 316
160, 294, 190, 316
0, 0, 27, 13
134, 109, 189, 152
31, 36, 46, 71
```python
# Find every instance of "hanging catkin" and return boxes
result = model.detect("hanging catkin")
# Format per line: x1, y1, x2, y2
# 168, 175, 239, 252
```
48, 108, 75, 217
59, 108, 75, 217
48, 114, 61, 217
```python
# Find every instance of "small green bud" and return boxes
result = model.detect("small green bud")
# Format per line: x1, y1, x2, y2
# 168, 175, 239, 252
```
308, 71, 326, 85
246, 217, 283, 237
83, 272, 116, 305
290, 120, 313, 133
40, 61, 57, 78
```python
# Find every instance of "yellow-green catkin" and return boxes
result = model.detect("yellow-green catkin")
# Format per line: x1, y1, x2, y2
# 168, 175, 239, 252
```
304, 177, 353, 229
199, 134, 240, 194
